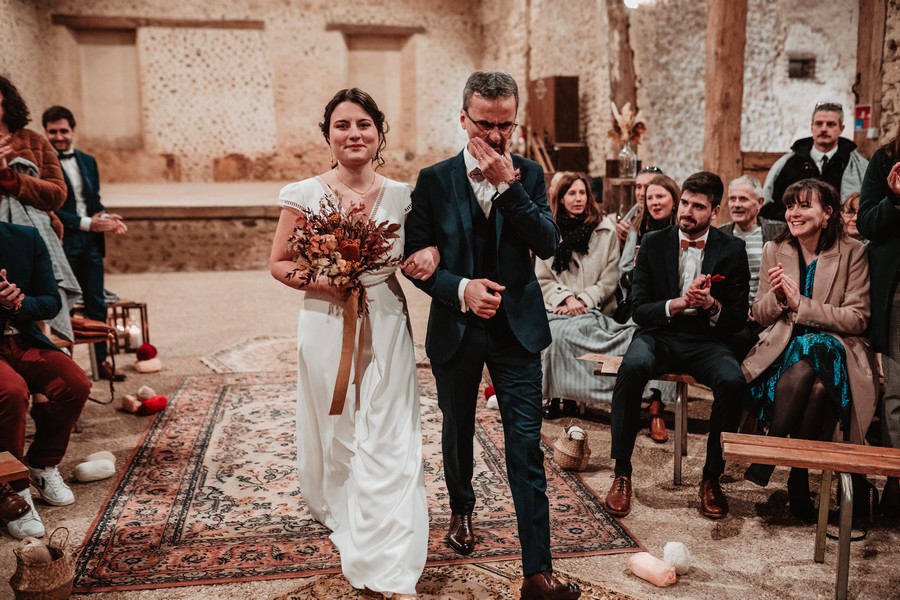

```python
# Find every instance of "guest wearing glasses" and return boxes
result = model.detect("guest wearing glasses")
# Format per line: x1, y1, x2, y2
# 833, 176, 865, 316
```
762, 102, 868, 221
840, 193, 865, 243
857, 124, 900, 516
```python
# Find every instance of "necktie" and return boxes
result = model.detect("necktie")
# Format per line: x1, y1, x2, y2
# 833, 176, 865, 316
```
468, 167, 485, 183
821, 154, 829, 173
680, 239, 705, 250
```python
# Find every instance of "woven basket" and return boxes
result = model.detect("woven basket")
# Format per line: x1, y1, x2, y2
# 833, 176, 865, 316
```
9, 528, 75, 600
553, 424, 591, 471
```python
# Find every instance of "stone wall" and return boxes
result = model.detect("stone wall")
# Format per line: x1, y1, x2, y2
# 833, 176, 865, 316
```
880, 0, 900, 144
0, 0, 47, 121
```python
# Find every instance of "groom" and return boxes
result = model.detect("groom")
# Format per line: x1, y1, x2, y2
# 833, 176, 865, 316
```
405, 71, 579, 599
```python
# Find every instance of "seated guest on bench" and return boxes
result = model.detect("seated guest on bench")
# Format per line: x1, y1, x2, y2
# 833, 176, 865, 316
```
606, 172, 750, 520
536, 172, 622, 417
840, 192, 865, 243
742, 179, 877, 522
618, 173, 679, 293
0, 221, 91, 539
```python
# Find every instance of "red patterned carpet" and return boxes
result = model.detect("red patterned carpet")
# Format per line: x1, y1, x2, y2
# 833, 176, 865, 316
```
73, 371, 641, 592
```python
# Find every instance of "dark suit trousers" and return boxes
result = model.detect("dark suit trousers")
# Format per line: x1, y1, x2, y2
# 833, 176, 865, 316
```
431, 319, 552, 577
0, 335, 91, 491
64, 232, 107, 362
610, 331, 745, 476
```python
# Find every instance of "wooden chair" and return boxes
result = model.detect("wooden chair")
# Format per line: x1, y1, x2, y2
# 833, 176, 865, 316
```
721, 432, 900, 600
580, 352, 703, 485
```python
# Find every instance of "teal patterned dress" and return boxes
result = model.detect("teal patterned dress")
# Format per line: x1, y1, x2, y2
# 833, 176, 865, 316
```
747, 258, 852, 430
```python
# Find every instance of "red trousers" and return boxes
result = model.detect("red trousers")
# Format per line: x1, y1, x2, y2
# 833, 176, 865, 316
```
0, 335, 91, 492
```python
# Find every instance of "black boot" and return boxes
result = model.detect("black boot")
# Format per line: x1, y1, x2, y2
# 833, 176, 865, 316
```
744, 463, 775, 487
787, 468, 816, 523
881, 477, 900, 518
542, 398, 563, 420
561, 399, 580, 417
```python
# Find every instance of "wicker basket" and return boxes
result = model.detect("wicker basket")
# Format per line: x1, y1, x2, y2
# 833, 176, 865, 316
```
9, 528, 75, 600
553, 424, 591, 471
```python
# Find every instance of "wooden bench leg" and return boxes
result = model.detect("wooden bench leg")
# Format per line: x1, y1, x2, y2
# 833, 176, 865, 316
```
815, 469, 833, 563
674, 381, 687, 486
836, 472, 853, 600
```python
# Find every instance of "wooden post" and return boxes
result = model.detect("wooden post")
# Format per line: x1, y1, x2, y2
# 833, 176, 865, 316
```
703, 0, 747, 223
853, 0, 887, 159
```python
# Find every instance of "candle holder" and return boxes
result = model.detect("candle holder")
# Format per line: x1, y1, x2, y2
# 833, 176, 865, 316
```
106, 301, 150, 354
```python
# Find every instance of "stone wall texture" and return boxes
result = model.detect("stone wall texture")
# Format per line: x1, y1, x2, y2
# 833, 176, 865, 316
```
1, 0, 895, 190
881, 0, 900, 144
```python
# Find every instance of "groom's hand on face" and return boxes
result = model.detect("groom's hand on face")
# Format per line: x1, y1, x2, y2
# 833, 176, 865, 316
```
469, 137, 515, 188
464, 278, 505, 319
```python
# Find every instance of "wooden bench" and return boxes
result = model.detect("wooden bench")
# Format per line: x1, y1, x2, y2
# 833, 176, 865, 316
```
721, 432, 900, 600
0, 451, 28, 485
579, 352, 704, 486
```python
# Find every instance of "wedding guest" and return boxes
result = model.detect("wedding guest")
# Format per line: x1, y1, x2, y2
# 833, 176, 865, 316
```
0, 221, 91, 540
857, 125, 900, 515
840, 192, 864, 242
269, 88, 432, 599
405, 71, 580, 600
614, 166, 663, 248
605, 172, 750, 520
537, 172, 621, 418
0, 76, 80, 343
742, 179, 877, 521
43, 105, 128, 381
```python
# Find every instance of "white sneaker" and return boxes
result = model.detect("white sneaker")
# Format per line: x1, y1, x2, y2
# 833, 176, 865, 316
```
6, 489, 45, 539
29, 465, 75, 506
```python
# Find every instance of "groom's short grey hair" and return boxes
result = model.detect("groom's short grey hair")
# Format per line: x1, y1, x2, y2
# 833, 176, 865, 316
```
462, 71, 519, 110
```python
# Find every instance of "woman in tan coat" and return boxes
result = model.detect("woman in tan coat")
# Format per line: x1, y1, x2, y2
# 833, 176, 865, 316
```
741, 179, 878, 521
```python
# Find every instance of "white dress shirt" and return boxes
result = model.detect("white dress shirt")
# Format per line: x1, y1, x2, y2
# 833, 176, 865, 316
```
664, 229, 719, 323
58, 149, 93, 231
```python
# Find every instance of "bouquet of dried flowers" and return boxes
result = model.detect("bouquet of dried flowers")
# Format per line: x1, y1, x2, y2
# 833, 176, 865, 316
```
285, 188, 401, 312
608, 101, 647, 146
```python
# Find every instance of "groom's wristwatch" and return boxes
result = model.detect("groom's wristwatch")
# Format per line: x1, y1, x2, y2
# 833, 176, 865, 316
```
496, 177, 517, 195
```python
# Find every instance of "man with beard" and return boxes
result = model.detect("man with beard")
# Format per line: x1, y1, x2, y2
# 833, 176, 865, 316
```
405, 71, 580, 599
761, 102, 868, 221
604, 171, 750, 520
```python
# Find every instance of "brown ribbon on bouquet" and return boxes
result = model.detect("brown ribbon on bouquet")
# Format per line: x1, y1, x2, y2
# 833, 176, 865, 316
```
329, 287, 368, 416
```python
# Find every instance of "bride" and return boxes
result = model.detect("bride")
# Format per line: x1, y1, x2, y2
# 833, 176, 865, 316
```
269, 88, 436, 599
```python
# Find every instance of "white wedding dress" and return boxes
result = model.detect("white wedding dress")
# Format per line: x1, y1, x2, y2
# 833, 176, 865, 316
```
278, 176, 428, 595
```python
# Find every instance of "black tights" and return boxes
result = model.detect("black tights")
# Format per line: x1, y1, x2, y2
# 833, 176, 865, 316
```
768, 358, 838, 442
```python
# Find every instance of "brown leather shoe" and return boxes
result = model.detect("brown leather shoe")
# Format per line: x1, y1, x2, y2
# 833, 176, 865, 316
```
446, 513, 475, 555
0, 483, 30, 522
604, 475, 632, 517
699, 477, 729, 519
99, 360, 126, 382
520, 571, 581, 600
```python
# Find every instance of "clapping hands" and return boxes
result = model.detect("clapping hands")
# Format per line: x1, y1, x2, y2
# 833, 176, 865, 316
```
888, 162, 900, 197
768, 262, 801, 311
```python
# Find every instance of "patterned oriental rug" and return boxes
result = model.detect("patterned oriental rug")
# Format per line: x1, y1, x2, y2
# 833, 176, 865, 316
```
73, 371, 641, 592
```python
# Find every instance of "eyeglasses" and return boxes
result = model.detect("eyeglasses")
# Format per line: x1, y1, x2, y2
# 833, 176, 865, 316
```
640, 166, 663, 174
464, 109, 517, 134
814, 102, 843, 112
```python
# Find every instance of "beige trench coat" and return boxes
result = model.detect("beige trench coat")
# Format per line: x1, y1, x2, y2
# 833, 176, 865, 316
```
741, 236, 878, 444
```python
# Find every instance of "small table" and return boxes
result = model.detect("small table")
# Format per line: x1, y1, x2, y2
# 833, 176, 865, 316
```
107, 301, 150, 353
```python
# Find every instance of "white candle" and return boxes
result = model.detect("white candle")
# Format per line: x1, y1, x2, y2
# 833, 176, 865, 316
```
128, 325, 142, 349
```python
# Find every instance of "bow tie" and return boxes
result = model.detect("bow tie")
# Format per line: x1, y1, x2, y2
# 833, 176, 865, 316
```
680, 239, 705, 250
58, 152, 75, 160
468, 167, 485, 183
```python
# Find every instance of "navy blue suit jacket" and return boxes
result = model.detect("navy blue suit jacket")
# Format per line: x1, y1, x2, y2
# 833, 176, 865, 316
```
0, 222, 63, 351
631, 225, 750, 340
405, 152, 559, 364
55, 149, 106, 256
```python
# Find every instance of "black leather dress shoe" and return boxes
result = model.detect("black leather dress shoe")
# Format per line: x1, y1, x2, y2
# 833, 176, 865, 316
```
99, 361, 126, 382
520, 570, 581, 600
446, 513, 475, 555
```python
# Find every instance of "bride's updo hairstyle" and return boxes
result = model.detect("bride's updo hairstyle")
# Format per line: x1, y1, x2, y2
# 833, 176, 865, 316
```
319, 88, 390, 169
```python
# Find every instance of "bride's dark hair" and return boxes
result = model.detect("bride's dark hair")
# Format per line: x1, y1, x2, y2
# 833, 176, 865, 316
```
319, 88, 389, 170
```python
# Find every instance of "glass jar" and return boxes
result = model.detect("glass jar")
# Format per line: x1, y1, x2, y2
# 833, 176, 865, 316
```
618, 141, 638, 179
